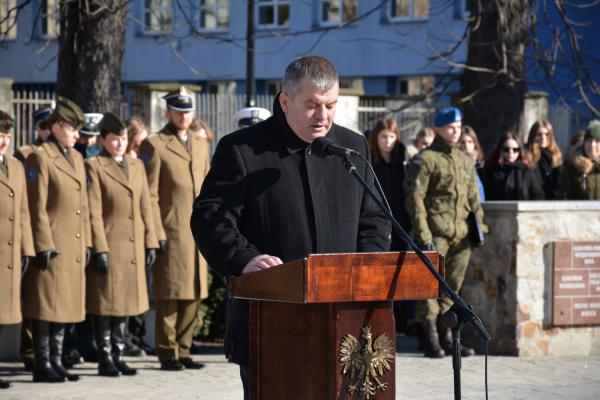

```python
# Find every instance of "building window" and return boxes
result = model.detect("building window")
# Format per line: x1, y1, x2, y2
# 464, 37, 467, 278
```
207, 81, 236, 94
143, 0, 173, 34
320, 0, 357, 26
389, 0, 429, 20
41, 0, 60, 38
199, 0, 229, 30
265, 80, 281, 95
0, 0, 17, 40
256, 0, 290, 28
396, 76, 434, 96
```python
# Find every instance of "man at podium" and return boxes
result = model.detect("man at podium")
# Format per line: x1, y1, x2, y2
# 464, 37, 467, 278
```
191, 56, 390, 398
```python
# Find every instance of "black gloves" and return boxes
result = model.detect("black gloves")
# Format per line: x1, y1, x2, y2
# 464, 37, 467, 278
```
86, 247, 92, 267
36, 250, 59, 270
425, 242, 437, 252
158, 240, 168, 253
93, 253, 109, 274
146, 248, 157, 269
21, 256, 30, 276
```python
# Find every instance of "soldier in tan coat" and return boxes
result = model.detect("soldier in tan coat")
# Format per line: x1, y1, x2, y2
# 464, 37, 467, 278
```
14, 107, 53, 163
139, 87, 210, 371
86, 113, 159, 377
0, 111, 35, 390
23, 97, 91, 383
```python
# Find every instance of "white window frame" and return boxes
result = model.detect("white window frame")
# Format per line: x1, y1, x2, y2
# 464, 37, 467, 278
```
141, 0, 174, 35
319, 0, 358, 27
387, 0, 429, 22
40, 0, 60, 39
0, 0, 17, 40
198, 0, 229, 31
255, 0, 290, 29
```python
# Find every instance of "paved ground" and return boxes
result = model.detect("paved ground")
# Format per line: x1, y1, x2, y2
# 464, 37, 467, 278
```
1, 341, 599, 399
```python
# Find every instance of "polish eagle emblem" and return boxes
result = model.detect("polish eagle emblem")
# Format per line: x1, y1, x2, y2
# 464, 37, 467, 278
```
339, 326, 394, 399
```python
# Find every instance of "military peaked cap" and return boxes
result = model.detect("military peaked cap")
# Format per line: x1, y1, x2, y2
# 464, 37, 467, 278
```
80, 113, 103, 136
33, 107, 54, 126
163, 86, 195, 111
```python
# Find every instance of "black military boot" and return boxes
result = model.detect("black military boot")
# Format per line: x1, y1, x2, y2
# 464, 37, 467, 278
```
94, 316, 120, 377
32, 320, 65, 383
49, 324, 80, 381
111, 317, 137, 376
439, 323, 476, 357
0, 378, 10, 389
422, 319, 445, 358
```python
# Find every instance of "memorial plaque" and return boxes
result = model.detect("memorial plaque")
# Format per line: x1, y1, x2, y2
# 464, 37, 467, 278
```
552, 241, 600, 326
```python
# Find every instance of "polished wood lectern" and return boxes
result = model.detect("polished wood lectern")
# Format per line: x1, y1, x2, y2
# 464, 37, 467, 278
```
230, 252, 443, 400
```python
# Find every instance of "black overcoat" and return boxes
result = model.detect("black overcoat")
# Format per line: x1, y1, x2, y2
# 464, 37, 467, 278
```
190, 98, 390, 365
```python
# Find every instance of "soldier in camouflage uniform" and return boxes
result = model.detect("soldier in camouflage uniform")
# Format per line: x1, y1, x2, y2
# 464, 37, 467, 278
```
404, 108, 486, 358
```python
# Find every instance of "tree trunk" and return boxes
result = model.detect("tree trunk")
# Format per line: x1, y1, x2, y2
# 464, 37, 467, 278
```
57, 1, 127, 114
460, 0, 531, 153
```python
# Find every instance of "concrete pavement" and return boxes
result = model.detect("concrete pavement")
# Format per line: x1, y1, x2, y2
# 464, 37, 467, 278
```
1, 343, 599, 399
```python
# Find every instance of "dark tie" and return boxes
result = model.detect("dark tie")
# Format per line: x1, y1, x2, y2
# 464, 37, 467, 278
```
117, 158, 129, 179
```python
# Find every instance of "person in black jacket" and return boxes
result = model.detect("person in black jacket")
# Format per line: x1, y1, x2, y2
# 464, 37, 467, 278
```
368, 117, 410, 250
190, 56, 390, 400
526, 120, 563, 199
484, 132, 545, 200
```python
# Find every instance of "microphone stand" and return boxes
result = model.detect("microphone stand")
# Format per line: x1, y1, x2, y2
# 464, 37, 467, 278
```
340, 152, 491, 400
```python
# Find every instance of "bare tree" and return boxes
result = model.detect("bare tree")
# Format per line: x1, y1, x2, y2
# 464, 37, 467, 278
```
56, 0, 127, 114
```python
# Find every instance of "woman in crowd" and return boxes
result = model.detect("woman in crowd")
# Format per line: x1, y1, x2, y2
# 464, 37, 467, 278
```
526, 120, 563, 199
460, 125, 486, 202
368, 117, 410, 249
86, 113, 159, 377
125, 116, 149, 158
408, 127, 435, 158
23, 97, 91, 383
483, 132, 545, 200
559, 120, 600, 200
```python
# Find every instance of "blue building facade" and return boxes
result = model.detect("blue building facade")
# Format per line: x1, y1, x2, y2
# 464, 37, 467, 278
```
1, 0, 470, 97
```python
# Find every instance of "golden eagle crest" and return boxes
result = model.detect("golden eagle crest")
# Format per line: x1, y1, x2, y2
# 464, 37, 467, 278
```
339, 326, 394, 399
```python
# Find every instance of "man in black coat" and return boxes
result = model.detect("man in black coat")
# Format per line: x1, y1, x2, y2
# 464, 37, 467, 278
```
190, 56, 390, 398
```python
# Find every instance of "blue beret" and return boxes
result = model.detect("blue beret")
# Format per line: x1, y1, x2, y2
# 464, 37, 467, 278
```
434, 107, 462, 127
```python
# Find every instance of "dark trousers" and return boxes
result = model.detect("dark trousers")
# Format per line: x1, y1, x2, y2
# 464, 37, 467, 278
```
240, 365, 249, 400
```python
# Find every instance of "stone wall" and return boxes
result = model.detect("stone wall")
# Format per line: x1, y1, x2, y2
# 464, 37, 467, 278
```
462, 201, 600, 356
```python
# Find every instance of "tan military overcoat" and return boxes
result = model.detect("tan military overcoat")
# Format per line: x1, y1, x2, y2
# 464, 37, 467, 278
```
22, 140, 92, 323
139, 126, 210, 300
85, 154, 159, 316
0, 157, 35, 324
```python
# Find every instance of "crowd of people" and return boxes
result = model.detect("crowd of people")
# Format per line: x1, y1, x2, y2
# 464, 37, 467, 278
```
1, 54, 599, 397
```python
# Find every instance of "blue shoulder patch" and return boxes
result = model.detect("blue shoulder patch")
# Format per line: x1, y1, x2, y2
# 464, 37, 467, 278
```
140, 153, 149, 165
26, 169, 38, 182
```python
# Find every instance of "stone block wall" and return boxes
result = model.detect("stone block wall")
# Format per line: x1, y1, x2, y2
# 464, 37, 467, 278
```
462, 201, 600, 356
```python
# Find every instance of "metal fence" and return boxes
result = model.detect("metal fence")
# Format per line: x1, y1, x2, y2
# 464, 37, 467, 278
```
10, 90, 56, 153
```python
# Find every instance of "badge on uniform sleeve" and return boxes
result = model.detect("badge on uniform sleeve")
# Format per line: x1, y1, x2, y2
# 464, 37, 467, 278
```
27, 169, 38, 182
140, 153, 149, 165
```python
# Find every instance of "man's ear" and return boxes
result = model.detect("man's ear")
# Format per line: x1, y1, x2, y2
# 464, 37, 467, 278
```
279, 93, 288, 113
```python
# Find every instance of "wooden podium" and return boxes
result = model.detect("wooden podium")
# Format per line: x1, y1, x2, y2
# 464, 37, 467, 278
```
231, 252, 443, 400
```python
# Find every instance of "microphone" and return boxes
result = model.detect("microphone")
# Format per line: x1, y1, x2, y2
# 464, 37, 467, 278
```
312, 137, 357, 158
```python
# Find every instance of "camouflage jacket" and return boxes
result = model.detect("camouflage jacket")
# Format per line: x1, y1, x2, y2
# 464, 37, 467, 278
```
404, 136, 486, 245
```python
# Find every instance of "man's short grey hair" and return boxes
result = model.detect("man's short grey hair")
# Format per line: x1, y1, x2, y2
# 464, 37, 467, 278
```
282, 56, 339, 97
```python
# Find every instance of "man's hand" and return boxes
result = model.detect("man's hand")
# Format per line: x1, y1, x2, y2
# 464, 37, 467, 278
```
36, 250, 60, 271
242, 254, 283, 275
93, 253, 109, 274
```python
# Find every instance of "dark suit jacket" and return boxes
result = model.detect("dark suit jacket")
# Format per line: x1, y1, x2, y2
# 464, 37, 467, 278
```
190, 98, 390, 365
